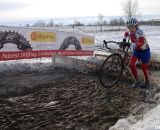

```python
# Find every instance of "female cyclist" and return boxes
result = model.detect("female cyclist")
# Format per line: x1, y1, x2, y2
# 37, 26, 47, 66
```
123, 17, 151, 88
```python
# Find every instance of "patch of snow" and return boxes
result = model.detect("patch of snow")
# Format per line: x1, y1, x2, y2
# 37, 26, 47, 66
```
0, 58, 52, 73
130, 104, 160, 130
109, 104, 160, 130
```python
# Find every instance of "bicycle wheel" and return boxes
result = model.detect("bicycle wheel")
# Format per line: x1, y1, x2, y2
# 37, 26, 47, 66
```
99, 53, 123, 87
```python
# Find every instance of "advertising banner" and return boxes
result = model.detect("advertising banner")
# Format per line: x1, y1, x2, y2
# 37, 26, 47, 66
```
0, 26, 95, 61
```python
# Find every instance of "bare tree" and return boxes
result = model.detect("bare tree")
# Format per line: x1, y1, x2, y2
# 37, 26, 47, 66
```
46, 19, 54, 27
25, 24, 30, 27
33, 20, 46, 27
73, 20, 83, 26
110, 17, 125, 25
98, 13, 104, 32
122, 0, 139, 19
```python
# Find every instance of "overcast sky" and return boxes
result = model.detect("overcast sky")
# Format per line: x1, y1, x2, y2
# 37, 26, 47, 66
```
0, 0, 160, 25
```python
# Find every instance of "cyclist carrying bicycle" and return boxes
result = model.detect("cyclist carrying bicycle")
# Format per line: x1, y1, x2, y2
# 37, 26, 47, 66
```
123, 17, 151, 88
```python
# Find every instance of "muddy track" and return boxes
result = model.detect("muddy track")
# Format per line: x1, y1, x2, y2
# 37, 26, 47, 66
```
0, 67, 148, 130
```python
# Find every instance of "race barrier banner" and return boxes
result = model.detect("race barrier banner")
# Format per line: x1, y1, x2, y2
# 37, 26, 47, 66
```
0, 50, 94, 61
0, 26, 95, 61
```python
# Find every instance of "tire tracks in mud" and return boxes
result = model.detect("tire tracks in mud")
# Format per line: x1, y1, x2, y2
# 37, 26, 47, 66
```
0, 68, 150, 129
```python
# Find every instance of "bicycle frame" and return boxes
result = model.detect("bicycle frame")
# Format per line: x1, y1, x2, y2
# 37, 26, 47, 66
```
104, 40, 131, 68
99, 40, 131, 87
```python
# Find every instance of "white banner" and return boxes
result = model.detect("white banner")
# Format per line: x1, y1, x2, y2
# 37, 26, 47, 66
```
0, 26, 95, 60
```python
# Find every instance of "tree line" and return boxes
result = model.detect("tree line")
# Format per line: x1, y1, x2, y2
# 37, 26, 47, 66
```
25, 0, 160, 27
25, 17, 160, 28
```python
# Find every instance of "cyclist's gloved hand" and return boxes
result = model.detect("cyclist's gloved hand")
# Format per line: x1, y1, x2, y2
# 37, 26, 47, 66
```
123, 39, 126, 43
122, 39, 130, 46
103, 40, 107, 44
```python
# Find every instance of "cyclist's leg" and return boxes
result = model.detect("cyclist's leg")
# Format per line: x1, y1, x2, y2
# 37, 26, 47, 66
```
140, 48, 151, 87
141, 63, 149, 81
130, 55, 138, 81
140, 48, 150, 80
141, 62, 150, 88
130, 55, 142, 88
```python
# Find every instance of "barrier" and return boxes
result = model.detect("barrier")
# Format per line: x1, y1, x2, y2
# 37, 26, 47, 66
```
52, 54, 102, 73
0, 26, 95, 61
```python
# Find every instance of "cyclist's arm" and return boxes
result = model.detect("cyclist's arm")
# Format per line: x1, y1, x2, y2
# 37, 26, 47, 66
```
123, 31, 130, 46
136, 29, 147, 50
136, 36, 145, 50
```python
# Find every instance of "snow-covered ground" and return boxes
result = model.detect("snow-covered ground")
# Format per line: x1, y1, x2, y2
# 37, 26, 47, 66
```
109, 103, 160, 130
93, 25, 160, 53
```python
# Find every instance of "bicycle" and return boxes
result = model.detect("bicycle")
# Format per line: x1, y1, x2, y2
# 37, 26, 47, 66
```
99, 40, 131, 87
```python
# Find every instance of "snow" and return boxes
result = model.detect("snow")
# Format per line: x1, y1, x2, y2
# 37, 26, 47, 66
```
130, 104, 160, 130
93, 25, 160, 53
0, 58, 52, 73
109, 103, 160, 130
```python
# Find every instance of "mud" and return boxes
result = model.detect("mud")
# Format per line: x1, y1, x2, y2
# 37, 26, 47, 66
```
0, 65, 157, 130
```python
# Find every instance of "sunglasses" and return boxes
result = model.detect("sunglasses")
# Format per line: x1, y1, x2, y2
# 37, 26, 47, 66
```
127, 26, 135, 29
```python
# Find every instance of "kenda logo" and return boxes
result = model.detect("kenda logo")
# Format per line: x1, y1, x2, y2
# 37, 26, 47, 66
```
31, 32, 56, 42
81, 37, 94, 45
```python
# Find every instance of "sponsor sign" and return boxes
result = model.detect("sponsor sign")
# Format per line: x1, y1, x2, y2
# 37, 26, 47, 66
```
30, 32, 56, 42
81, 37, 95, 45
0, 26, 95, 61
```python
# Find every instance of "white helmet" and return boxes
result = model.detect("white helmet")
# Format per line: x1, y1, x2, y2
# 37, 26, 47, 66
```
127, 17, 138, 27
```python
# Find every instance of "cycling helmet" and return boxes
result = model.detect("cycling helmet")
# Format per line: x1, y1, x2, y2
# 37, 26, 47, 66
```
127, 17, 138, 27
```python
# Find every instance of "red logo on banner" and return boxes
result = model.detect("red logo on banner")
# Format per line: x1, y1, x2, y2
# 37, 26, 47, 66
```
30, 32, 38, 41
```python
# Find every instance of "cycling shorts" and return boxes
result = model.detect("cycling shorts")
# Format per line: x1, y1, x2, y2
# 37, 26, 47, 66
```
133, 48, 151, 64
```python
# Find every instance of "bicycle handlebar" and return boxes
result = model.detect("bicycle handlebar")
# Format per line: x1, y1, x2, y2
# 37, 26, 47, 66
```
103, 40, 130, 56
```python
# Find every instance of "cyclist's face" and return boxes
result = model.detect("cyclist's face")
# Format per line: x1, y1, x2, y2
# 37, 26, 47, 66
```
128, 26, 136, 33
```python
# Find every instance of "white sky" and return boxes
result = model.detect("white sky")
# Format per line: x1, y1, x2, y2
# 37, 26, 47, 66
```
0, 0, 160, 24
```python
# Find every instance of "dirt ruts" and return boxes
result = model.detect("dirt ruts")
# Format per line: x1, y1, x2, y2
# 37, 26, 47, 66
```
0, 66, 152, 130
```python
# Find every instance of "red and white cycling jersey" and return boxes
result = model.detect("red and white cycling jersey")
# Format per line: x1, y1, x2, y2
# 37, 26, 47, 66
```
123, 28, 148, 50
